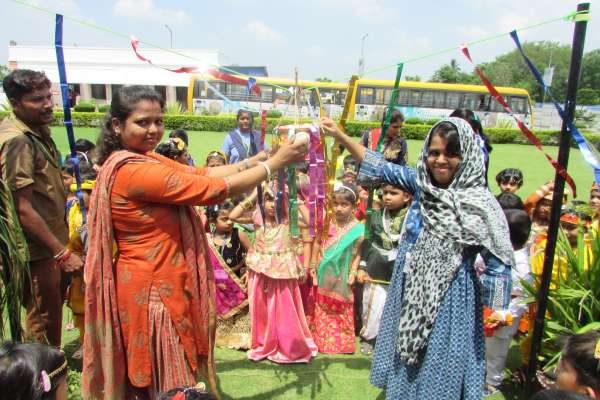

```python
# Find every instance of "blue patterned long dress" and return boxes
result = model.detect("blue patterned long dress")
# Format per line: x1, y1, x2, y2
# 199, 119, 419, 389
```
358, 150, 511, 400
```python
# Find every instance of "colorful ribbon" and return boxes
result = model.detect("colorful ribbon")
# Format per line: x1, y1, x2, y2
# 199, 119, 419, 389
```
131, 37, 197, 73
461, 44, 577, 197
323, 76, 359, 240
510, 30, 600, 189
365, 63, 404, 240
55, 14, 87, 223
207, 69, 262, 97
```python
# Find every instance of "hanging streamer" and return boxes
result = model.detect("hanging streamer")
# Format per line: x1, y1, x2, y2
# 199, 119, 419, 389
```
323, 76, 359, 239
55, 14, 87, 223
461, 45, 577, 197
131, 37, 197, 73
207, 69, 262, 96
510, 30, 600, 188
364, 63, 404, 240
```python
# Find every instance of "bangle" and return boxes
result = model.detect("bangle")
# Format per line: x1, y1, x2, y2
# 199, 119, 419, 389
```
53, 248, 67, 260
55, 249, 71, 265
258, 161, 271, 180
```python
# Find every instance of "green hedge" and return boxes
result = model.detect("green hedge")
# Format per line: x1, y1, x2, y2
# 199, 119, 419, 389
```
1, 110, 599, 149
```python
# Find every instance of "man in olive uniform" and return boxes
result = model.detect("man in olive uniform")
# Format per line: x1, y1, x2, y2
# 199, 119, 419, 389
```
0, 69, 83, 346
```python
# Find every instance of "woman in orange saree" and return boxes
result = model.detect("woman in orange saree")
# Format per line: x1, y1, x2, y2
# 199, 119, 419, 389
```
82, 86, 307, 400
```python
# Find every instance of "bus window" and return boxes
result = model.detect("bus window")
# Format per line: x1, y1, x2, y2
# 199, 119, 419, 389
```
257, 85, 273, 102
358, 87, 375, 104
176, 87, 187, 109
227, 84, 250, 101
420, 91, 434, 107
477, 94, 491, 111
490, 97, 505, 112
446, 92, 461, 109
274, 87, 292, 103
510, 96, 527, 114
462, 93, 480, 110
398, 89, 409, 105
433, 91, 446, 108
374, 88, 392, 105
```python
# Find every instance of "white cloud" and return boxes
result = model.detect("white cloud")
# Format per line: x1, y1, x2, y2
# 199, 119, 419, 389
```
305, 45, 325, 57
316, 0, 398, 22
244, 20, 286, 44
112, 0, 189, 24
458, 26, 490, 40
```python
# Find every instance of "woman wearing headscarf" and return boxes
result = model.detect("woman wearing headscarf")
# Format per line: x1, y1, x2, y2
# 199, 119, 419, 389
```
320, 117, 513, 399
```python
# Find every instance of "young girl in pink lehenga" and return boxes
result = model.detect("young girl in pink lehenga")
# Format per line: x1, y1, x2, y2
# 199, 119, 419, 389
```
230, 187, 317, 363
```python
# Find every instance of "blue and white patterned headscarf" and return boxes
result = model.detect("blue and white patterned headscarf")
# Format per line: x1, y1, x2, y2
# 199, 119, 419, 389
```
396, 117, 514, 364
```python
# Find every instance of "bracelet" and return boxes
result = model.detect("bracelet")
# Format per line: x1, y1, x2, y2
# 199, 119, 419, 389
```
53, 248, 67, 260
258, 161, 271, 180
55, 249, 72, 265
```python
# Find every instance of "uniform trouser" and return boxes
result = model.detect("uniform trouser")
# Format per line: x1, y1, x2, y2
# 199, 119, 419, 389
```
23, 257, 68, 347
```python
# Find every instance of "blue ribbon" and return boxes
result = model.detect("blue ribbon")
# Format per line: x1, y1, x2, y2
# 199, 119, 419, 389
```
55, 14, 87, 223
511, 30, 600, 189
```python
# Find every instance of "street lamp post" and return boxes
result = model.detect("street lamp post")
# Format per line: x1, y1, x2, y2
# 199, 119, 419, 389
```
165, 24, 173, 48
359, 33, 368, 76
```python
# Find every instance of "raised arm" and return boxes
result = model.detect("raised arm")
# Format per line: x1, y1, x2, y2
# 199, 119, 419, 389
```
320, 117, 417, 194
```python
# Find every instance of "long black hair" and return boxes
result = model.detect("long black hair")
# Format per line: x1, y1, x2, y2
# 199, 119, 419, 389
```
97, 85, 165, 165
0, 341, 67, 400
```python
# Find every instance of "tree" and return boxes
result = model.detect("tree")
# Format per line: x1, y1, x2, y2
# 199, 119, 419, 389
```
0, 65, 8, 81
405, 75, 421, 82
430, 59, 476, 84
577, 88, 599, 105
580, 49, 600, 91
478, 41, 571, 103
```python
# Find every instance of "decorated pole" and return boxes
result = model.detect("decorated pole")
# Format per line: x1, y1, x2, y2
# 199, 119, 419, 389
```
525, 2, 590, 391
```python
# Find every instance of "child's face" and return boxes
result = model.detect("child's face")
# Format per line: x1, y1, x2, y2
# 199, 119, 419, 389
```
333, 195, 355, 222
386, 121, 402, 139
590, 190, 600, 214
556, 357, 596, 397
215, 211, 233, 233
499, 179, 520, 194
264, 197, 276, 219
61, 171, 74, 194
382, 186, 411, 210
206, 157, 225, 168
535, 198, 553, 221
341, 174, 356, 186
560, 220, 579, 248
175, 150, 190, 165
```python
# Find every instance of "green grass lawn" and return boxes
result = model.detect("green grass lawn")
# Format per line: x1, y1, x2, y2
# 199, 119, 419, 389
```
52, 126, 594, 200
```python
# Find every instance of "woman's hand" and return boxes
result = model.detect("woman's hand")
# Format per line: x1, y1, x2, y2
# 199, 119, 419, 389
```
319, 117, 343, 139
249, 150, 269, 164
357, 270, 371, 284
270, 139, 308, 168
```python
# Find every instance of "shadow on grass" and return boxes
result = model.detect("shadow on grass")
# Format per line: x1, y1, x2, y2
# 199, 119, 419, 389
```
216, 354, 373, 400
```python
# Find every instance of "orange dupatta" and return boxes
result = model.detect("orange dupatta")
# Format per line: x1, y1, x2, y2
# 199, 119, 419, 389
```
81, 150, 218, 399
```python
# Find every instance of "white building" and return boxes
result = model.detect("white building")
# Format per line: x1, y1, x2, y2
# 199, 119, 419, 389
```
7, 43, 221, 108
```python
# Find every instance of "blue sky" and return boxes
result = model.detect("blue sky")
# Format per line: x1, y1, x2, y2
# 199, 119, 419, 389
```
1, 0, 598, 82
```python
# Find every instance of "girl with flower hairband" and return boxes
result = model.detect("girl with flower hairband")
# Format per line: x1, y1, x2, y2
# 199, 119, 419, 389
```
230, 184, 317, 363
